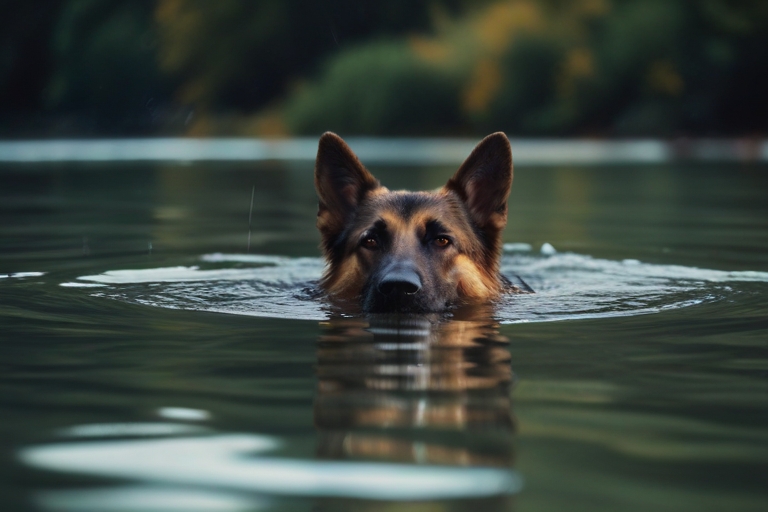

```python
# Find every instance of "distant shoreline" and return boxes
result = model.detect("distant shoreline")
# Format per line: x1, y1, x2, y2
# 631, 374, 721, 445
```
0, 137, 766, 165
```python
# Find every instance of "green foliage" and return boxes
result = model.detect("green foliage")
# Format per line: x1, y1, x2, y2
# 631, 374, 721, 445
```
47, 0, 167, 133
154, 0, 453, 111
278, 0, 768, 136
284, 41, 463, 136
1, 0, 766, 136
486, 36, 569, 135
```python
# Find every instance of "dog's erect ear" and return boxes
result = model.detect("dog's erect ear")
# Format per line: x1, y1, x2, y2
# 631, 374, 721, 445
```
444, 132, 513, 234
315, 132, 380, 248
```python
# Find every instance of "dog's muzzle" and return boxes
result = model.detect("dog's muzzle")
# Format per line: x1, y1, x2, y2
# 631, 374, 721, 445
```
377, 263, 422, 297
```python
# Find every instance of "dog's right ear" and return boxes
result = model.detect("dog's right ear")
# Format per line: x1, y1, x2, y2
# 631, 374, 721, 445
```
315, 132, 380, 251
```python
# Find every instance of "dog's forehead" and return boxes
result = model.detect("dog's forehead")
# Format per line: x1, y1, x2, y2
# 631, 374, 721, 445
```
358, 190, 464, 226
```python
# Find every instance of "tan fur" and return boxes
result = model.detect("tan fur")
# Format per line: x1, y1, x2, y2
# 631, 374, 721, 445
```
322, 256, 365, 299
451, 254, 501, 300
315, 131, 515, 312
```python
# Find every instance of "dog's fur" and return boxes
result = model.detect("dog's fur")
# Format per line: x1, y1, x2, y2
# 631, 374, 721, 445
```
314, 132, 517, 313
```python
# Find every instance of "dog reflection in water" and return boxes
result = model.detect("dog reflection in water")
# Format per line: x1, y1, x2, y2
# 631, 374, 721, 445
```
314, 305, 515, 469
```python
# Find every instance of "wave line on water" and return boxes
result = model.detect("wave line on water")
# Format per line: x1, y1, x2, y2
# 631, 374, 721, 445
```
20, 432, 522, 500
58, 251, 768, 323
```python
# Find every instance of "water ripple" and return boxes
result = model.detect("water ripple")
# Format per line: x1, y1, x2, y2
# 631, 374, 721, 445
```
60, 249, 768, 323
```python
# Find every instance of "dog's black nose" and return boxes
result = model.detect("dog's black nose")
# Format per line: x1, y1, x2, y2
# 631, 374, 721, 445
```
378, 267, 422, 296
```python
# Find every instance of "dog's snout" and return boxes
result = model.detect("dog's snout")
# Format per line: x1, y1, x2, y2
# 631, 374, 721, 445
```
378, 267, 422, 296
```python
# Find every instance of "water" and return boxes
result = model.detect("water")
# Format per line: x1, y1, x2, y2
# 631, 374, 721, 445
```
1, 161, 767, 511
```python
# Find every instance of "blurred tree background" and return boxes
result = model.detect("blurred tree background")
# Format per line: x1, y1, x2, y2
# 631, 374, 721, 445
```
1, 0, 766, 138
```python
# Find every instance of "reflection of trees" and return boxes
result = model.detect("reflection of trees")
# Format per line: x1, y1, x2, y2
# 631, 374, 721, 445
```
314, 308, 516, 468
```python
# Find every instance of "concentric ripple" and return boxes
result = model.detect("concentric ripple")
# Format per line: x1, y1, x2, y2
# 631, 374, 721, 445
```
61, 247, 768, 323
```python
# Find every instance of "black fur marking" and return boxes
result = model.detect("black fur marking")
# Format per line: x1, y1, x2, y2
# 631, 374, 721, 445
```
391, 194, 435, 220
316, 132, 517, 312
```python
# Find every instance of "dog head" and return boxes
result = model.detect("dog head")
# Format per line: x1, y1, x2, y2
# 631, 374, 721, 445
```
314, 132, 513, 313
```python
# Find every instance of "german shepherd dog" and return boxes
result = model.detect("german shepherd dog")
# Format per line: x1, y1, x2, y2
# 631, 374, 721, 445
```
314, 132, 520, 313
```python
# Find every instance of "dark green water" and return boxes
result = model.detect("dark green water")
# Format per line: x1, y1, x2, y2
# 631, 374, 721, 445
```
1, 161, 767, 511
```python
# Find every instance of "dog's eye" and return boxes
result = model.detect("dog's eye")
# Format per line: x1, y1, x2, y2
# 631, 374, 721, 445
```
433, 237, 451, 248
361, 237, 379, 250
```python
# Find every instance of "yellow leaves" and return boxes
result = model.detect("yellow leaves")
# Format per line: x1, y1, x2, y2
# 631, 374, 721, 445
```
413, 0, 545, 67
184, 111, 213, 136
154, 0, 229, 109
250, 109, 288, 138
472, 0, 542, 54
178, 79, 209, 107
154, 0, 182, 23
154, 0, 201, 74
647, 59, 684, 96
566, 48, 594, 78
575, 0, 611, 18
463, 58, 503, 114
409, 36, 453, 65
557, 47, 594, 98
456, 1, 545, 116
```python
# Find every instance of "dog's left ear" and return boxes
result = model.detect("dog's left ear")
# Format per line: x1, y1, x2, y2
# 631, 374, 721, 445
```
444, 132, 513, 234
315, 132, 380, 251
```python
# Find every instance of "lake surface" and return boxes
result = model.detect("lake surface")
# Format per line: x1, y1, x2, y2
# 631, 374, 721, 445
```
1, 158, 767, 511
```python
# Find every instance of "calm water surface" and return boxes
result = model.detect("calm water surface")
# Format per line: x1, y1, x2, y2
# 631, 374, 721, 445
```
1, 160, 767, 511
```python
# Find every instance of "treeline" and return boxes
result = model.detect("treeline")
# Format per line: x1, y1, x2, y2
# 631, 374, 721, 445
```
2, 0, 766, 137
